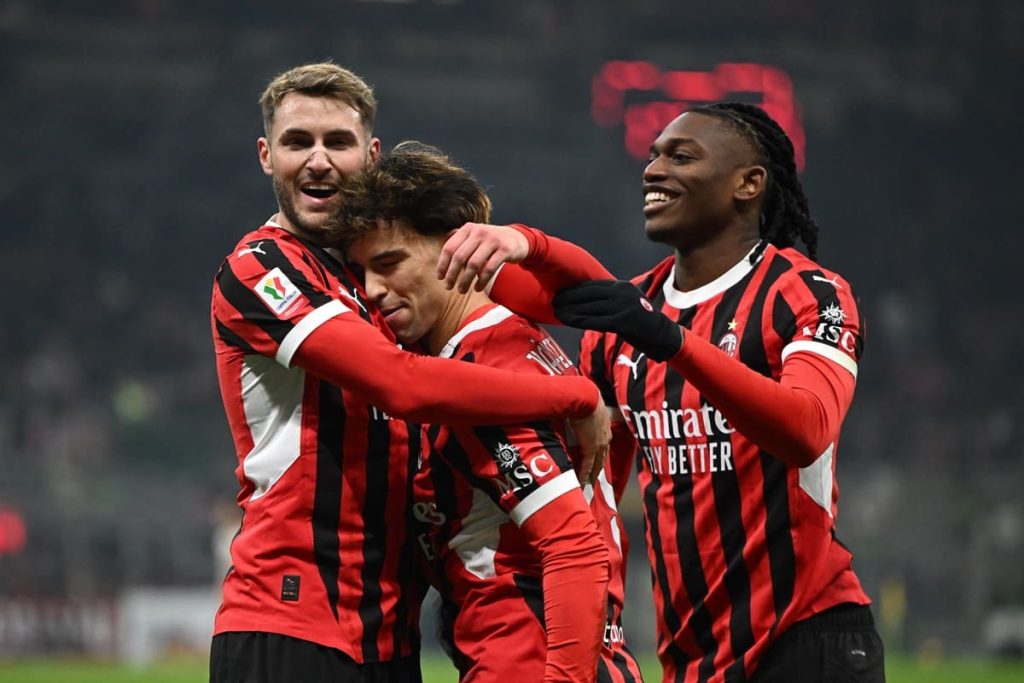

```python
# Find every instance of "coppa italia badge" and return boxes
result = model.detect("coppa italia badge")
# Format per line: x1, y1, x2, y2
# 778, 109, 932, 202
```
255, 267, 303, 316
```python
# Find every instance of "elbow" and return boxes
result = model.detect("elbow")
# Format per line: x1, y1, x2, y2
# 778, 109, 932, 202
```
780, 436, 833, 468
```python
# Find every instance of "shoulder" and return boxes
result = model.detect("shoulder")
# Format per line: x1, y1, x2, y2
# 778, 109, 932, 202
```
630, 256, 675, 296
448, 306, 575, 376
766, 247, 857, 293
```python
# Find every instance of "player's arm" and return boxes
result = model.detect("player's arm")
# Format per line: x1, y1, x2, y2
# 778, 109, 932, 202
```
453, 422, 609, 683
437, 223, 614, 324
214, 243, 600, 427
519, 490, 609, 683
555, 279, 860, 468
292, 315, 599, 425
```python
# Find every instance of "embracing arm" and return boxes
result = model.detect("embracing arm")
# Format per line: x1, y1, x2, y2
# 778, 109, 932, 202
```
437, 223, 613, 324
293, 316, 600, 424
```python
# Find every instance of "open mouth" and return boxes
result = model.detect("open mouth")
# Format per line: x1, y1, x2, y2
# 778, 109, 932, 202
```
643, 190, 678, 214
300, 183, 339, 201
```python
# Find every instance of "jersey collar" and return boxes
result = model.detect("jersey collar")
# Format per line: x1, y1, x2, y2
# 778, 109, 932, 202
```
662, 241, 768, 309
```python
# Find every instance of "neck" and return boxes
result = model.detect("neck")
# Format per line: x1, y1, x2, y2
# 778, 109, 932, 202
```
423, 288, 494, 356
672, 222, 760, 292
271, 212, 327, 247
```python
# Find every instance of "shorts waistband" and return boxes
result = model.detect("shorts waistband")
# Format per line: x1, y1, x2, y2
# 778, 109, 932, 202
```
790, 603, 875, 632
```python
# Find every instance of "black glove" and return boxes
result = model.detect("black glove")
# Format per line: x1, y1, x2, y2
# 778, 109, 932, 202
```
553, 280, 682, 361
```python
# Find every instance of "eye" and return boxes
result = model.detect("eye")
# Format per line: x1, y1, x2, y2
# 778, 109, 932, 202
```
671, 151, 693, 164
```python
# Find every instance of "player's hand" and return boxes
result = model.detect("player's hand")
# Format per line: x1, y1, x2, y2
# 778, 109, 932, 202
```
568, 400, 611, 486
437, 223, 530, 293
553, 279, 684, 362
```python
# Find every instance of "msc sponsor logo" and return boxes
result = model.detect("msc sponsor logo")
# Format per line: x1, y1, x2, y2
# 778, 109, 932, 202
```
604, 621, 626, 646
489, 450, 555, 496
802, 320, 857, 353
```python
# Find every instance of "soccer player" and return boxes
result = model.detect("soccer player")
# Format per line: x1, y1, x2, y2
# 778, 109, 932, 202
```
440, 103, 885, 682
209, 63, 609, 683
339, 142, 645, 683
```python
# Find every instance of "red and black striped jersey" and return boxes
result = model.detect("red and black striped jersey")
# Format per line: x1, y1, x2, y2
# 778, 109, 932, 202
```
414, 304, 644, 682
210, 223, 425, 662
580, 243, 870, 683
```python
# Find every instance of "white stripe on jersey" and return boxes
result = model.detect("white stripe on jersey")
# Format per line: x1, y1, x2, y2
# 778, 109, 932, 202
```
509, 470, 580, 527
449, 488, 505, 580
240, 354, 305, 502
439, 306, 515, 359
799, 442, 834, 517
781, 340, 859, 378
276, 299, 351, 367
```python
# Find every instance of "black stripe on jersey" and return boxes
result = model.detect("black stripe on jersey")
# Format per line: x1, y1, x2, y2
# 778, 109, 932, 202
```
512, 573, 546, 630
609, 646, 641, 683
706, 278, 755, 683
757, 256, 799, 624
311, 380, 346, 622
526, 419, 574, 471
393, 420, 421, 655
426, 426, 463, 531
664, 307, 719, 683
597, 658, 614, 683
216, 261, 294, 344
583, 332, 618, 407
797, 269, 864, 359
357, 404, 392, 660
470, 423, 544, 505
214, 318, 257, 354
631, 293, 700, 673
253, 240, 334, 309
292, 235, 377, 326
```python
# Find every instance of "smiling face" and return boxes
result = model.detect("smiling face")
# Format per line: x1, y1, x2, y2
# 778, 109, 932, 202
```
258, 92, 380, 243
345, 221, 452, 346
642, 111, 765, 252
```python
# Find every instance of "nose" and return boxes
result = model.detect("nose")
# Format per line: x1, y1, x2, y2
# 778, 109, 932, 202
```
306, 148, 331, 174
643, 155, 666, 182
363, 272, 389, 304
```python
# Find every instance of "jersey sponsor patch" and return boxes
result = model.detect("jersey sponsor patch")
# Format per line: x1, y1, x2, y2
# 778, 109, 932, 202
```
255, 267, 303, 317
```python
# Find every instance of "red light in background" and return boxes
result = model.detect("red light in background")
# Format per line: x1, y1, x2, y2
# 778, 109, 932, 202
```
591, 62, 805, 171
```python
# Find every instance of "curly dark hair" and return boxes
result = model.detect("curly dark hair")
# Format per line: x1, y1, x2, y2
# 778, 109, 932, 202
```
328, 141, 491, 247
689, 102, 819, 259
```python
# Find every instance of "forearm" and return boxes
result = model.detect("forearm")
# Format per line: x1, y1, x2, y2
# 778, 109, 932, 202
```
491, 225, 613, 323
520, 492, 609, 683
294, 318, 599, 423
668, 331, 855, 467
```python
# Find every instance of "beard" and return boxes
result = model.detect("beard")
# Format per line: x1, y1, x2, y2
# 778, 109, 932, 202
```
272, 174, 325, 243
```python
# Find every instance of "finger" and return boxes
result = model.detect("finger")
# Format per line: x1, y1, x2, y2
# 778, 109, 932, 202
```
437, 229, 472, 281
575, 448, 596, 488
456, 245, 499, 293
589, 445, 609, 485
473, 253, 505, 291
444, 237, 485, 290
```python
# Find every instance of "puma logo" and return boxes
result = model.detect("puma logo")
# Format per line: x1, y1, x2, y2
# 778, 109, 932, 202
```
615, 353, 645, 380
237, 241, 267, 258
812, 274, 842, 289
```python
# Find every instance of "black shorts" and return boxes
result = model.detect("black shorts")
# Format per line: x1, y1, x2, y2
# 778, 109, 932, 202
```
751, 603, 885, 683
210, 632, 423, 683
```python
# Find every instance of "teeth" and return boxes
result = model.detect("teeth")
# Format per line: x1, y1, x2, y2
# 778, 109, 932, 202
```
645, 191, 671, 205
303, 184, 336, 191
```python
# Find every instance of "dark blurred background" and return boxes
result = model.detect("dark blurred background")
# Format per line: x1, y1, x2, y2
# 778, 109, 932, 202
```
1, 0, 1022, 665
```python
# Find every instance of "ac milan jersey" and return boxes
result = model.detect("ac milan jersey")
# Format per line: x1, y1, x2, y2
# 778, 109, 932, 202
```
210, 223, 424, 662
413, 304, 643, 682
580, 243, 870, 683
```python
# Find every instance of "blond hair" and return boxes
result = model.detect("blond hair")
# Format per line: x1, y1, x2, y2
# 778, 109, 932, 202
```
259, 62, 377, 136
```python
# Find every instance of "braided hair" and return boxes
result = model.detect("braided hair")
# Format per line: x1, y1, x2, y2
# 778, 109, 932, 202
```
689, 102, 819, 259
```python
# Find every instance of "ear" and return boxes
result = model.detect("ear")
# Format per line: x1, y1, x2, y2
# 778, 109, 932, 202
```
735, 164, 767, 201
367, 136, 382, 165
257, 137, 273, 177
